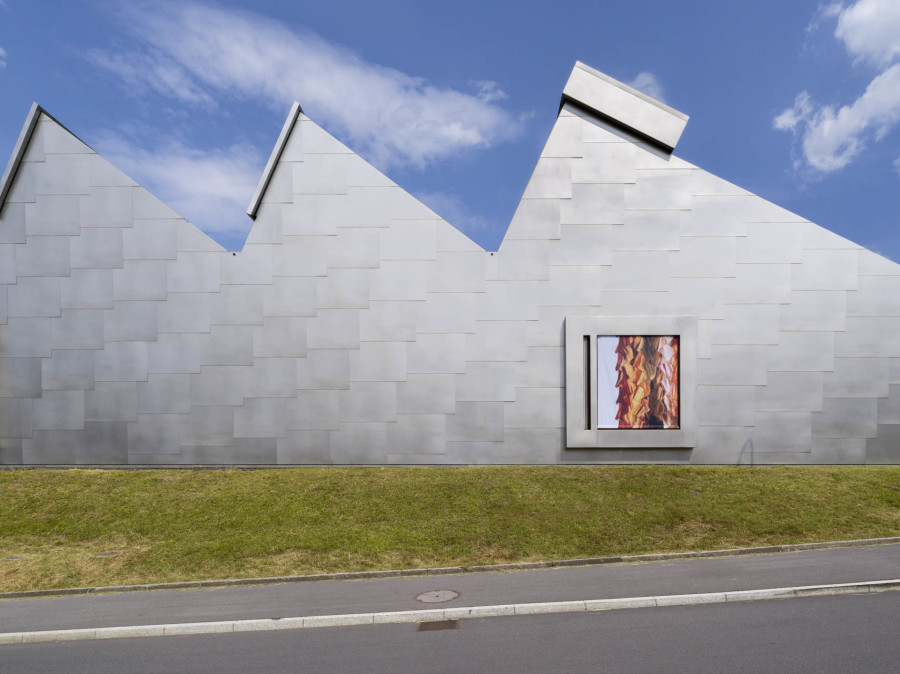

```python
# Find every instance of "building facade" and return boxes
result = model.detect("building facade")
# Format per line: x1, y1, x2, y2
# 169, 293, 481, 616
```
1, 62, 899, 465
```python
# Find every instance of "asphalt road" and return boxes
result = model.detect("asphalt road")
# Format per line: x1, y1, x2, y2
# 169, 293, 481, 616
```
3, 591, 898, 673
2, 543, 898, 633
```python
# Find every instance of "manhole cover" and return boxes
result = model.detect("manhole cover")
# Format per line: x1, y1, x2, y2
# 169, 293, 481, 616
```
92, 551, 122, 558
415, 589, 459, 603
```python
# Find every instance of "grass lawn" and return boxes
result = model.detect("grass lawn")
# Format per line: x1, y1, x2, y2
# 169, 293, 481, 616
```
1, 466, 898, 593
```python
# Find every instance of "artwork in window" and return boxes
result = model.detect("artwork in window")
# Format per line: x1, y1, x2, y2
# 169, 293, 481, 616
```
597, 336, 679, 429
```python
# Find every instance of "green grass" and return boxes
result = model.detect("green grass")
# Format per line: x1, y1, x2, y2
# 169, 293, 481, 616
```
0, 466, 898, 593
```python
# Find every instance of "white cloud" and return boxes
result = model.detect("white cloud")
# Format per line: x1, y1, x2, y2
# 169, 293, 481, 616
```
627, 72, 665, 102
90, 2, 522, 171
776, 0, 900, 175
834, 0, 900, 65
0, 46, 7, 69
96, 133, 262, 236
895, 155, 900, 176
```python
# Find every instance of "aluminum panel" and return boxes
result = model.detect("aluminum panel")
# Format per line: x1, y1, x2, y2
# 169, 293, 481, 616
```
0, 317, 51, 357
697, 386, 756, 426
147, 333, 204, 374
137, 374, 191, 414
338, 382, 397, 422
70, 227, 124, 269
811, 397, 878, 439
104, 301, 157, 342
16, 235, 70, 276
77, 422, 128, 464
877, 384, 900, 423
306, 310, 357, 350
22, 432, 75, 464
729, 264, 792, 304
166, 252, 220, 293
495, 428, 562, 464
0, 358, 42, 398
768, 332, 835, 372
756, 372, 824, 412
0, 398, 33, 438
180, 406, 235, 446
358, 301, 420, 342
504, 388, 563, 428
780, 291, 846, 332
42, 349, 95, 391
476, 282, 541, 321
504, 199, 561, 240
387, 414, 447, 454
157, 292, 211, 334
369, 261, 428, 301
709, 304, 780, 345
396, 374, 456, 414
51, 309, 105, 349
234, 397, 286, 438
253, 316, 308, 357
407, 333, 468, 374
810, 438, 866, 464
276, 431, 332, 464
79, 186, 134, 228
33, 154, 91, 195
210, 285, 264, 326
427, 252, 487, 293
291, 154, 348, 195
456, 361, 517, 401
466, 321, 528, 362
0, 439, 24, 465
522, 158, 572, 200
348, 342, 407, 382
33, 390, 84, 430
113, 260, 167, 301
219, 245, 273, 285
243, 358, 297, 398
330, 422, 388, 464
315, 269, 369, 309
834, 317, 900, 357
60, 268, 114, 309
559, 183, 623, 224
822, 358, 890, 398
190, 366, 244, 406
323, 229, 378, 270
380, 220, 437, 261
846, 276, 900, 316
514, 347, 564, 388
132, 188, 181, 220
127, 414, 182, 454
0, 202, 27, 244
85, 382, 138, 422
286, 390, 340, 430
572, 141, 636, 184
446, 402, 504, 441
25, 194, 81, 235
866, 424, 900, 464
296, 350, 350, 390
698, 345, 767, 385
791, 250, 858, 291
495, 240, 549, 281
94, 342, 148, 382
200, 325, 255, 365
8, 277, 61, 317
604, 251, 669, 291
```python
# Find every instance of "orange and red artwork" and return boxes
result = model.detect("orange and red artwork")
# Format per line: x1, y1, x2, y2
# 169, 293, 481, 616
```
597, 336, 679, 429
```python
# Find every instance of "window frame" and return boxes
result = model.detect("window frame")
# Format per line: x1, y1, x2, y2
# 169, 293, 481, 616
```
565, 316, 698, 449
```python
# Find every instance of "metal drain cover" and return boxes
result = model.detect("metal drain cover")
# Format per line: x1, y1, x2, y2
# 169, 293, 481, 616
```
415, 589, 459, 603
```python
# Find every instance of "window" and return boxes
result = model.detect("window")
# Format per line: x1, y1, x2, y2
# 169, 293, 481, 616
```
566, 317, 697, 449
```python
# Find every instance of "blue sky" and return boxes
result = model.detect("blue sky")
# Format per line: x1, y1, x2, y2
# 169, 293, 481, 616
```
1, 1, 898, 260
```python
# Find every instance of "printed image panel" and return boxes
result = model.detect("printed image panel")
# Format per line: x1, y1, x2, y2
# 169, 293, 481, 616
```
597, 335, 679, 429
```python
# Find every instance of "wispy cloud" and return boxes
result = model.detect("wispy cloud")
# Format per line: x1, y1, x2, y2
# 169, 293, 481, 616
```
627, 72, 665, 102
415, 191, 493, 239
776, 0, 900, 175
95, 132, 262, 237
89, 2, 523, 171
0, 46, 7, 69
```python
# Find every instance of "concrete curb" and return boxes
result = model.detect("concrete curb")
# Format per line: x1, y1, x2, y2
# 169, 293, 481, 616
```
3, 536, 898, 601
1, 579, 897, 645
